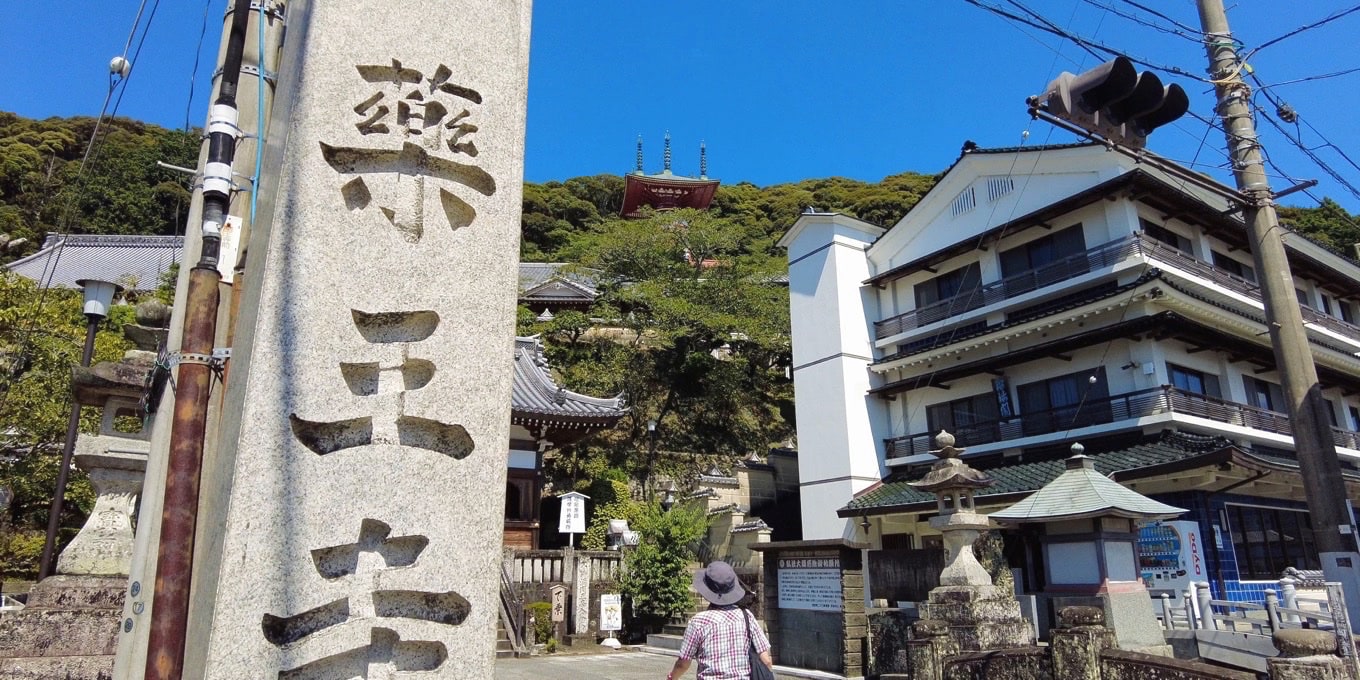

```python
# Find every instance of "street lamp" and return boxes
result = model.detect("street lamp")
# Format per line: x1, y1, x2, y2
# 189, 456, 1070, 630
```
37, 278, 121, 580
643, 418, 659, 499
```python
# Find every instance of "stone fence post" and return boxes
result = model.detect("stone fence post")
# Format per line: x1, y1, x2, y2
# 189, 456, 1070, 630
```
1268, 629, 1348, 679
1050, 606, 1115, 680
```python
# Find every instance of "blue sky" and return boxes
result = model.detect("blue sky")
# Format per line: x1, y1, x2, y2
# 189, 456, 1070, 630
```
5, 1, 1359, 213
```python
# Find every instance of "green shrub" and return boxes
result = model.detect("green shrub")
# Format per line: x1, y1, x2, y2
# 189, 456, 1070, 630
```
545, 637, 558, 654
526, 601, 554, 643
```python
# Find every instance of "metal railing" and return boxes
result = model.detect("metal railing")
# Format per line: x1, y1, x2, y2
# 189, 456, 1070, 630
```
872, 233, 1360, 344
499, 560, 529, 655
885, 385, 1360, 458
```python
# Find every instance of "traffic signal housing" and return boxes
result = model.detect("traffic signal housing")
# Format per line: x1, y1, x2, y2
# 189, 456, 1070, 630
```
1040, 56, 1189, 149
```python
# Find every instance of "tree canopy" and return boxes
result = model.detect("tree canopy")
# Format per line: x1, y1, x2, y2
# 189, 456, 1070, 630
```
0, 112, 198, 265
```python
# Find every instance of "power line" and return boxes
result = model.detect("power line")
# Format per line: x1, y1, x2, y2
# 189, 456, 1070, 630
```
1113, 0, 1202, 35
963, 0, 1211, 83
1079, 0, 1202, 42
185, 1, 214, 131
1250, 4, 1360, 56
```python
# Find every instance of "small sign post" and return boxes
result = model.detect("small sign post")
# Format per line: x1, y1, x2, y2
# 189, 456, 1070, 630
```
550, 584, 567, 643
558, 491, 589, 548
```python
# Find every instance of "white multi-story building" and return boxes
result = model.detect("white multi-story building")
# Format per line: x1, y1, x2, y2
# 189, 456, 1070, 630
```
781, 143, 1360, 602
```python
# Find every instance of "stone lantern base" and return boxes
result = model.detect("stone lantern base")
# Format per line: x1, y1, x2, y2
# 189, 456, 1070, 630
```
921, 585, 1034, 652
0, 575, 126, 678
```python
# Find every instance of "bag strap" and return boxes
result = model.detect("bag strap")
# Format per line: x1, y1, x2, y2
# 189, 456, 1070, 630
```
743, 607, 756, 652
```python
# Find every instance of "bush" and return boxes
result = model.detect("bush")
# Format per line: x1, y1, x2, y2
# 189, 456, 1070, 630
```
621, 503, 706, 630
526, 601, 554, 643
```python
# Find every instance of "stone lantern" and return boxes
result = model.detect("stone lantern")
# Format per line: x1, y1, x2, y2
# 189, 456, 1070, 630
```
911, 431, 1033, 651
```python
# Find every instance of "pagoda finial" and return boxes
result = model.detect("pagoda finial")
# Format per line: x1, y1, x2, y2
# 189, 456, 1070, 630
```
663, 130, 672, 173
635, 134, 644, 174
699, 140, 707, 179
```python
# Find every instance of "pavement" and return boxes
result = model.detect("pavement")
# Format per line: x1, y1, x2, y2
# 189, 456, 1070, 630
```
495, 649, 823, 679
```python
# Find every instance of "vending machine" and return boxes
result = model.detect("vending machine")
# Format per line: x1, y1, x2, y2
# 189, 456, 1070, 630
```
1136, 520, 1207, 604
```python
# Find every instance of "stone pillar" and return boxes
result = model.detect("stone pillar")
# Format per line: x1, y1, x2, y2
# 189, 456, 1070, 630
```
189, 3, 532, 678
1268, 629, 1348, 680
1050, 606, 1115, 680
842, 551, 866, 677
573, 552, 592, 636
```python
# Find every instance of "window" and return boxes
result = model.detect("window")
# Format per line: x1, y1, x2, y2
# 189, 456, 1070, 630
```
1243, 376, 1284, 412
1296, 288, 1312, 308
927, 392, 1001, 444
1227, 504, 1319, 580
1349, 405, 1360, 432
1341, 301, 1356, 325
999, 225, 1088, 296
1017, 367, 1112, 435
1000, 225, 1087, 276
914, 262, 982, 325
1168, 363, 1222, 398
1211, 251, 1257, 283
1142, 220, 1192, 254
1325, 399, 1339, 427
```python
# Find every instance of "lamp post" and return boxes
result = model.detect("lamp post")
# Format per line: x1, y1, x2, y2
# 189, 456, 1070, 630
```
37, 278, 121, 580
643, 418, 659, 499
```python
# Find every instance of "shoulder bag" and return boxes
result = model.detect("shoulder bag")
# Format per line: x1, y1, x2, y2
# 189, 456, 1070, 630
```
743, 607, 775, 680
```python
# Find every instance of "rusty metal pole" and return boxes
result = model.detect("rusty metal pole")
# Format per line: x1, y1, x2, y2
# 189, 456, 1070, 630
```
143, 0, 252, 677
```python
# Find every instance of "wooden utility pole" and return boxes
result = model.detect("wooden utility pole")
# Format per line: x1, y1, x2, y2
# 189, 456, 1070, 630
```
1196, 0, 1360, 624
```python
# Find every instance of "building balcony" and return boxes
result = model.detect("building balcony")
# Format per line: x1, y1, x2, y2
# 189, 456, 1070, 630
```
883, 385, 1360, 460
872, 234, 1360, 346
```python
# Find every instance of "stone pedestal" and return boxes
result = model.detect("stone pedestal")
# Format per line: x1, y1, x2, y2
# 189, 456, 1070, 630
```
1052, 590, 1171, 655
55, 444, 146, 577
920, 585, 1033, 651
1267, 629, 1350, 680
0, 575, 126, 679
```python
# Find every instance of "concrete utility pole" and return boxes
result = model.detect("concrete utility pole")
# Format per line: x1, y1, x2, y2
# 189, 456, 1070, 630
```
1196, 0, 1360, 621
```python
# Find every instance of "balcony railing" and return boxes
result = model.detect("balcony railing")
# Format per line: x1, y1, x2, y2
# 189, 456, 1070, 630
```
872, 234, 1360, 344
884, 385, 1358, 459
874, 237, 1139, 340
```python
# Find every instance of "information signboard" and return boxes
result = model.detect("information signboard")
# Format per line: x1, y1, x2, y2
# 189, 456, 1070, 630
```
777, 556, 842, 611
558, 491, 588, 536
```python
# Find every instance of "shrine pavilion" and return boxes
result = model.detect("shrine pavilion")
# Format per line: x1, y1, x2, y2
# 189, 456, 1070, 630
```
620, 132, 720, 218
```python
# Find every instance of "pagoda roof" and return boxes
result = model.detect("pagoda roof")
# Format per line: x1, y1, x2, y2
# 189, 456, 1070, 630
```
990, 455, 1186, 523
511, 336, 628, 429
621, 171, 720, 217
7, 233, 183, 291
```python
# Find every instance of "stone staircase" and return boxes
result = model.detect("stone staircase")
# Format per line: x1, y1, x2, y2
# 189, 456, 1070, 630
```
0, 575, 125, 679
645, 595, 701, 651
496, 616, 528, 658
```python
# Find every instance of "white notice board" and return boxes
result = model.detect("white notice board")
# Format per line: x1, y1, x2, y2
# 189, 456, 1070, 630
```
558, 492, 587, 534
777, 557, 842, 611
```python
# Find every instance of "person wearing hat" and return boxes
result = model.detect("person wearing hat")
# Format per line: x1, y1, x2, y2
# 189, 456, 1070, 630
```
665, 561, 773, 680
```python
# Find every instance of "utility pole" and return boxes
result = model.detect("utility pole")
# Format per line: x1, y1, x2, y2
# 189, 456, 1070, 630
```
1196, 0, 1360, 623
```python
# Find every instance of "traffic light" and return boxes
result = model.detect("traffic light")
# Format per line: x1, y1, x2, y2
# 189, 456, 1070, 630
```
1039, 56, 1189, 149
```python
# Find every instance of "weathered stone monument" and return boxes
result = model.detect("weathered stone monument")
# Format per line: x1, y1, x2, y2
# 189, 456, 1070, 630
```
911, 431, 1032, 651
182, 2, 532, 677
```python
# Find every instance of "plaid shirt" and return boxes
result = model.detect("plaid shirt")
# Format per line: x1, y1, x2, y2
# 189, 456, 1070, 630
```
677, 606, 771, 680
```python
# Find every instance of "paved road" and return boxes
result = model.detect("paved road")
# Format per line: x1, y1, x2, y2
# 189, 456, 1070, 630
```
495, 651, 808, 680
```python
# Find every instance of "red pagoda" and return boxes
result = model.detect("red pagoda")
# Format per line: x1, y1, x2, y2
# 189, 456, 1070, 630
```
620, 132, 720, 217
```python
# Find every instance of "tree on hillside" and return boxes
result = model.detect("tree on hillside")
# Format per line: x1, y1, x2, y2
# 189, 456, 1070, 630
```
539, 209, 793, 495
0, 113, 198, 265
1278, 198, 1360, 254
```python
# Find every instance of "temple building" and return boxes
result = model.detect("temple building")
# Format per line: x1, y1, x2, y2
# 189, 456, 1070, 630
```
620, 132, 720, 218
6, 234, 628, 550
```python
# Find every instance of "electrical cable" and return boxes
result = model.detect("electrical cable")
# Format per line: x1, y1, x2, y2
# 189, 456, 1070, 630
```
1249, 4, 1360, 57
184, 0, 214, 131
963, 0, 1211, 83
1113, 0, 1201, 35
1079, 0, 1202, 42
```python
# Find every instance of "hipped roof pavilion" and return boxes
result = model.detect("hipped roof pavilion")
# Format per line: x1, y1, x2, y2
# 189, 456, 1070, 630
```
991, 453, 1185, 524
